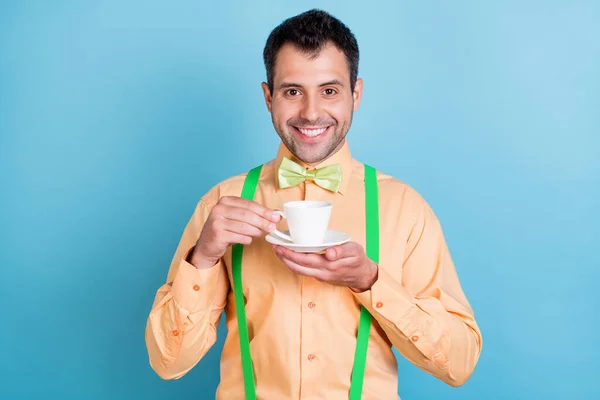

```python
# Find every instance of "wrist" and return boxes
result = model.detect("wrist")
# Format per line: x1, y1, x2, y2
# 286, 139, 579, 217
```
189, 247, 219, 270
350, 260, 379, 293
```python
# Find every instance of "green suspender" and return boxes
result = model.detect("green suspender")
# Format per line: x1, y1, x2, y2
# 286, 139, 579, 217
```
349, 164, 378, 399
232, 165, 262, 400
232, 164, 379, 399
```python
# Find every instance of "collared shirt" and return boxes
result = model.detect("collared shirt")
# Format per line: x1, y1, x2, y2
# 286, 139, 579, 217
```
145, 140, 482, 399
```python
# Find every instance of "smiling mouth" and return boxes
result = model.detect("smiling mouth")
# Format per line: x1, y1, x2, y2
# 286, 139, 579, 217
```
294, 126, 330, 137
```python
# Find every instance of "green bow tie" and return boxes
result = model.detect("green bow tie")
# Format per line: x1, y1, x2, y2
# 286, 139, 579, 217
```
277, 157, 342, 192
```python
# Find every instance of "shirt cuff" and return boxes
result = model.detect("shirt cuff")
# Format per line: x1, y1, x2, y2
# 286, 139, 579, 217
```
171, 247, 222, 313
353, 266, 448, 366
353, 266, 417, 328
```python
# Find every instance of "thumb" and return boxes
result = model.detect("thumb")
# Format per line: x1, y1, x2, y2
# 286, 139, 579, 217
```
325, 247, 338, 261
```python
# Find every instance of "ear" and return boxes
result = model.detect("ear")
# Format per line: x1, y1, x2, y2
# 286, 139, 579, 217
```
352, 78, 363, 111
261, 82, 272, 113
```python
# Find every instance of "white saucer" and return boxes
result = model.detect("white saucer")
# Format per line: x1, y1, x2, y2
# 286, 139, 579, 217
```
265, 230, 351, 253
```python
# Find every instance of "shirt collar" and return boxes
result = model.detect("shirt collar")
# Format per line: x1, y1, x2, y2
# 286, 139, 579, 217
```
273, 139, 353, 195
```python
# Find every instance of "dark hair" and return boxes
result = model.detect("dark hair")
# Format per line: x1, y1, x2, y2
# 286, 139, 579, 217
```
263, 9, 359, 94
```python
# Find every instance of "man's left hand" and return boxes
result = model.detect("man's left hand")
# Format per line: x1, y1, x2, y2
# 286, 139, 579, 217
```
272, 242, 378, 292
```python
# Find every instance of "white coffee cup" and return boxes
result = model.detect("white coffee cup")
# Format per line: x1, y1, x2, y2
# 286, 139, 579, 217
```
271, 200, 332, 245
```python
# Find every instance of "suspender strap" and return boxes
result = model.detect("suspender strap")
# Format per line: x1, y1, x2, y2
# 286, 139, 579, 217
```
232, 165, 262, 400
349, 164, 379, 399
232, 163, 379, 399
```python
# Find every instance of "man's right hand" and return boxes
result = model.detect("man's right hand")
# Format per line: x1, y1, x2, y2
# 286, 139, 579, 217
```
190, 196, 281, 269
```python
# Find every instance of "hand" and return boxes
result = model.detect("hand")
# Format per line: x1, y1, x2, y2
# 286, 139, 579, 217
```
191, 196, 281, 269
272, 242, 379, 292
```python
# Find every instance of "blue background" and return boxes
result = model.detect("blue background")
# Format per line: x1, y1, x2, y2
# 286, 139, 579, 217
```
1, 1, 599, 399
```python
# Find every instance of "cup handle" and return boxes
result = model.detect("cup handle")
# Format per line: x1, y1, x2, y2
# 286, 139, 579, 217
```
271, 211, 293, 242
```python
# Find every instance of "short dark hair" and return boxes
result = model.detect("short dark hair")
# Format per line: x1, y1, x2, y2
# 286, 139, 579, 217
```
263, 9, 359, 94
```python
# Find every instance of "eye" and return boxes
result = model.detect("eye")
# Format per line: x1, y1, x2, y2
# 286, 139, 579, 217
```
286, 89, 301, 96
323, 88, 337, 96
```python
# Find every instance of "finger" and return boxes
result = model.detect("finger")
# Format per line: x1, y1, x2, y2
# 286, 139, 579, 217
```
222, 231, 253, 245
325, 242, 362, 262
219, 205, 275, 233
278, 255, 327, 280
277, 246, 327, 269
220, 219, 264, 237
274, 246, 355, 284
219, 196, 281, 222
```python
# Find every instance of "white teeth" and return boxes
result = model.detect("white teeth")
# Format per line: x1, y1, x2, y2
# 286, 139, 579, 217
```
298, 127, 327, 137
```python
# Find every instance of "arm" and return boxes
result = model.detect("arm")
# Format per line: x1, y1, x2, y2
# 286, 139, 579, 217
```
353, 200, 482, 387
145, 199, 230, 380
145, 195, 281, 379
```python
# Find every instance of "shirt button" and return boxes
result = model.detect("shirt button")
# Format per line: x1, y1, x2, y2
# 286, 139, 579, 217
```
193, 284, 200, 291
375, 301, 383, 308
411, 335, 419, 342
172, 329, 180, 336
308, 354, 315, 361
308, 302, 316, 309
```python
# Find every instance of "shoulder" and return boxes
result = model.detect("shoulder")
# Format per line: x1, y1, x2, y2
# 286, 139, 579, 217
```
197, 160, 276, 209
351, 159, 434, 220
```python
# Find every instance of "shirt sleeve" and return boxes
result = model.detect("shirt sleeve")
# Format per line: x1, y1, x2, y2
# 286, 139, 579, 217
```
145, 198, 230, 380
353, 197, 482, 387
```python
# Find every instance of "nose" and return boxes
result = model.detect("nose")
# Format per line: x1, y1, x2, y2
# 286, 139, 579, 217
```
298, 92, 320, 122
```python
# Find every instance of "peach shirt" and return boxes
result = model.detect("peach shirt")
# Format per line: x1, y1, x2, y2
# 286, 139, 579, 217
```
145, 140, 482, 399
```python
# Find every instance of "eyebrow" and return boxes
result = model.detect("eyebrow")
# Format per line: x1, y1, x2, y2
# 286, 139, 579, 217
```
277, 79, 345, 90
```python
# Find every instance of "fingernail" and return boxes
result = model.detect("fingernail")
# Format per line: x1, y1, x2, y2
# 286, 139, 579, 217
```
272, 212, 281, 221
268, 223, 275, 232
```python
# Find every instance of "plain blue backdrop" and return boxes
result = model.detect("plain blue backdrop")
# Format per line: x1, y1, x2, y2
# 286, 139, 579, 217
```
1, 1, 599, 399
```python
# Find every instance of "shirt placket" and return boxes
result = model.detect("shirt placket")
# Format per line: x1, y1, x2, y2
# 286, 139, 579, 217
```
299, 275, 321, 399
298, 180, 326, 399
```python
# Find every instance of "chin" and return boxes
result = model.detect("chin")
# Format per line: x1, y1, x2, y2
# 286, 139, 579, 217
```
279, 129, 343, 164
294, 145, 333, 165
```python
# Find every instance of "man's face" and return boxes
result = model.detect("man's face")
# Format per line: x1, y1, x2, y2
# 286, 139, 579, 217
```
262, 42, 363, 165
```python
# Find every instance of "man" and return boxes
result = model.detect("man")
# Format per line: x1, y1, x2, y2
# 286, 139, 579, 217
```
145, 9, 482, 399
